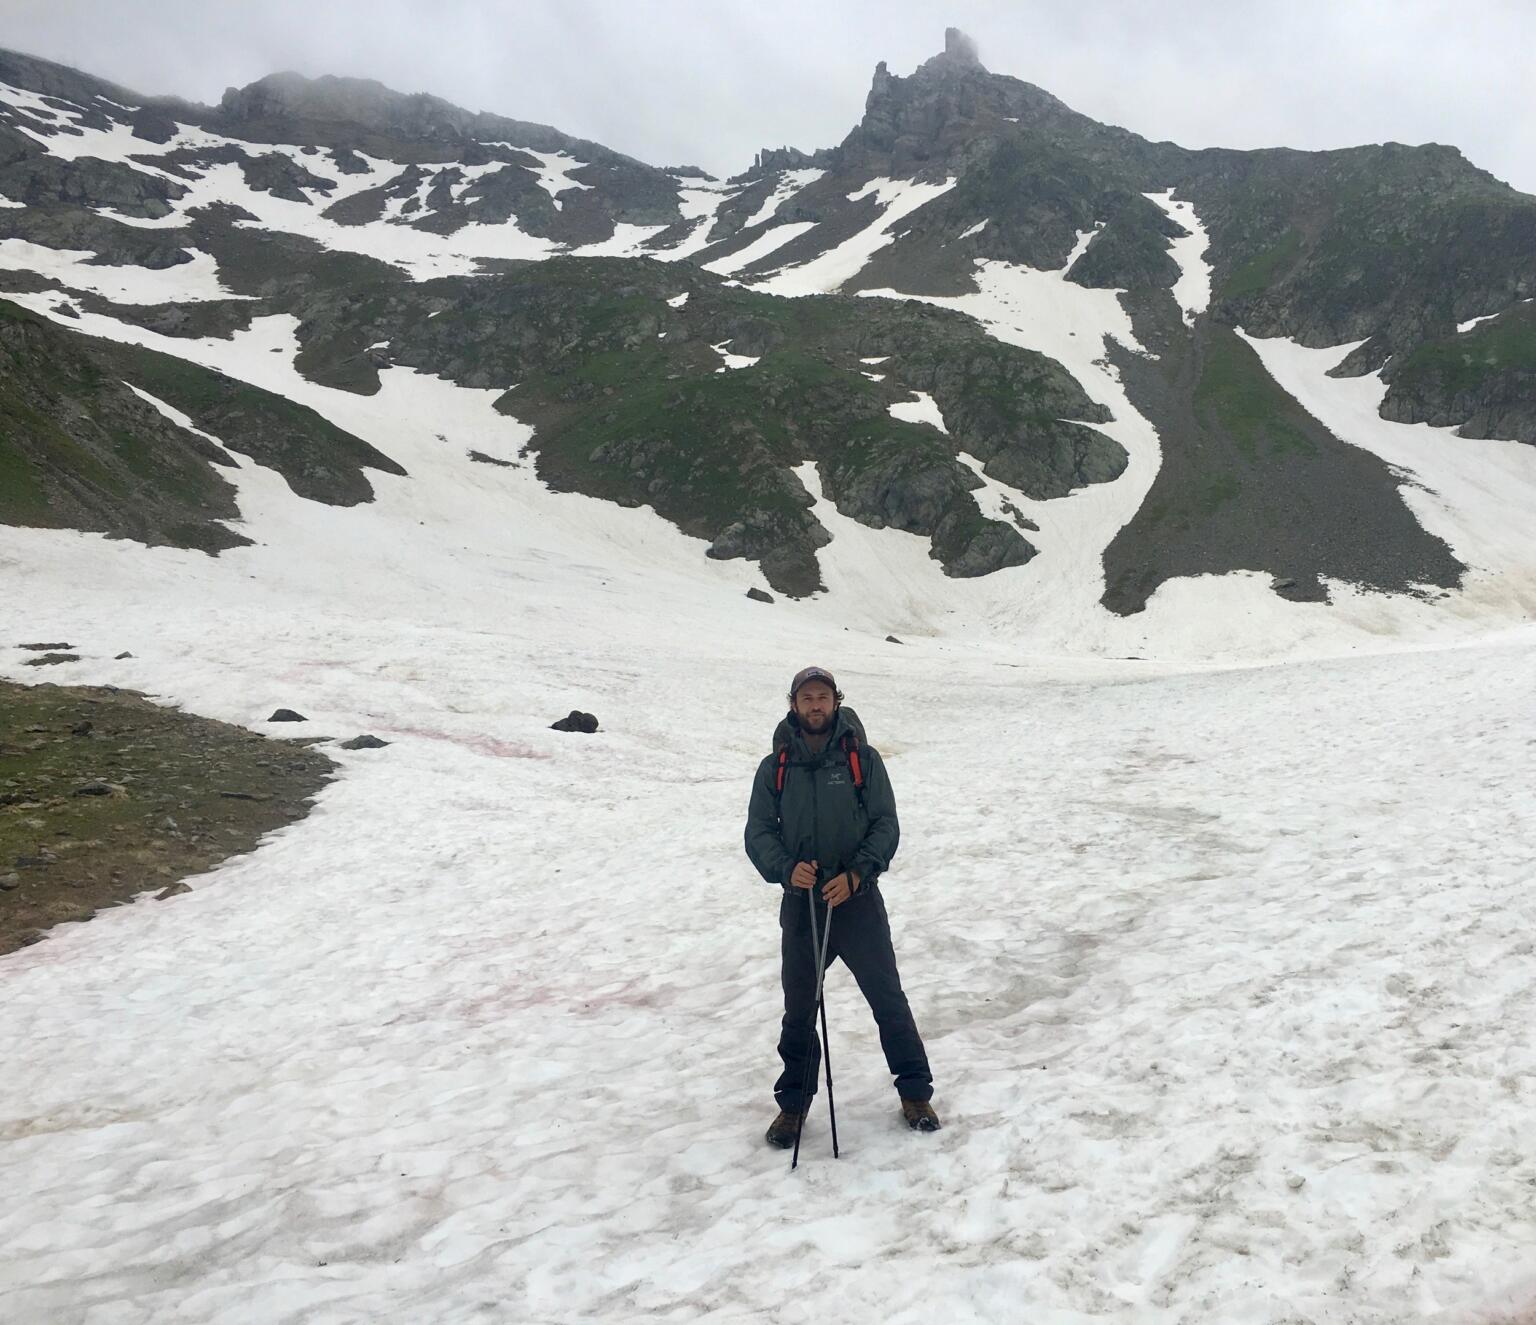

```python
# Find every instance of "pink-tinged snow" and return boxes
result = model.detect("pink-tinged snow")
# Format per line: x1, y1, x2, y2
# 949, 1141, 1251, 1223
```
3, 404, 1536, 1322
754, 177, 958, 295
1146, 191, 1212, 323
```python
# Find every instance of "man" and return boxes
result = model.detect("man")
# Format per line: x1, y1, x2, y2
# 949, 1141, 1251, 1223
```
744, 665, 940, 1147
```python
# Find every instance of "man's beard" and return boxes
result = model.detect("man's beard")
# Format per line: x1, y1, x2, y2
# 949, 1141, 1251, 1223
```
801, 711, 831, 732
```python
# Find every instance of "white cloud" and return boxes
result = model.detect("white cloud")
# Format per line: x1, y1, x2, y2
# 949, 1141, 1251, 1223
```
4, 0, 1534, 192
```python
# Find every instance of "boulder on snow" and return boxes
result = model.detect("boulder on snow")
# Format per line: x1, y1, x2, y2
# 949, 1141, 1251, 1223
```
886, 634, 904, 644
550, 710, 599, 734
746, 587, 774, 603
268, 708, 307, 722
339, 734, 391, 750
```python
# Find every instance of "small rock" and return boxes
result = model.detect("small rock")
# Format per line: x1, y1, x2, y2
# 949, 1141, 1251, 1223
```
550, 710, 599, 734
339, 735, 391, 750
1272, 576, 1297, 590
114, 651, 134, 660
268, 709, 307, 722
18, 642, 74, 650
0, 873, 19, 891
1286, 1174, 1306, 1191
468, 449, 514, 468
156, 882, 191, 900
746, 587, 774, 604
73, 781, 126, 798
22, 653, 80, 667
218, 790, 268, 801
71, 721, 93, 737
14, 855, 48, 868
885, 634, 904, 644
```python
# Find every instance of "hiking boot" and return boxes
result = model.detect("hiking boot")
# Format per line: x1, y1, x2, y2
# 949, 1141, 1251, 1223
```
765, 1109, 806, 1149
901, 1098, 942, 1132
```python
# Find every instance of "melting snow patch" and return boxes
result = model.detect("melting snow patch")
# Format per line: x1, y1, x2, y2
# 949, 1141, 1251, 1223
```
518, 149, 595, 209
1064, 224, 1100, 271
889, 391, 947, 432
742, 168, 824, 230
958, 219, 990, 240
701, 221, 817, 276
1146, 190, 1212, 323
666, 292, 689, 308
755, 176, 957, 296
0, 239, 245, 304
711, 341, 759, 370
1459, 299, 1533, 333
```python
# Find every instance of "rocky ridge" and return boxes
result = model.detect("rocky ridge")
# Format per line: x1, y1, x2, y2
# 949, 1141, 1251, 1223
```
0, 31, 1530, 611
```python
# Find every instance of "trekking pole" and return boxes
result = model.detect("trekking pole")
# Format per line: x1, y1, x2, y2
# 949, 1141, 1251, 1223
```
818, 901, 839, 1159
790, 884, 832, 1170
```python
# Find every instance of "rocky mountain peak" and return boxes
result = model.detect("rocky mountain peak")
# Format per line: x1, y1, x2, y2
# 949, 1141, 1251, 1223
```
922, 27, 986, 76
218, 71, 476, 142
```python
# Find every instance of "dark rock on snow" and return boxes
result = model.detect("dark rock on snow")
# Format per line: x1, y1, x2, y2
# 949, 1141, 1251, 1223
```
550, 710, 599, 733
268, 709, 307, 722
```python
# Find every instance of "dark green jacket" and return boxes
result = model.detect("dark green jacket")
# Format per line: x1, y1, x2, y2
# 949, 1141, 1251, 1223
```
744, 708, 900, 893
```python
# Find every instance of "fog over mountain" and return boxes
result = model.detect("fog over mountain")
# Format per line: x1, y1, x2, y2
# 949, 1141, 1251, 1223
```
6, 0, 1536, 191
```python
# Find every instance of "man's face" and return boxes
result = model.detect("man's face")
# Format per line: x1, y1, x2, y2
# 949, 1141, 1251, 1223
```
793, 681, 837, 733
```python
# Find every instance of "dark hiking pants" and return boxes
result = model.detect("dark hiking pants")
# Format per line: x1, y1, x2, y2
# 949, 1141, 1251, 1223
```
774, 883, 933, 1112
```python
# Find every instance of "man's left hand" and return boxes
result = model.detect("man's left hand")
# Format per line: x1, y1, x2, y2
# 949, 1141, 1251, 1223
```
822, 870, 860, 908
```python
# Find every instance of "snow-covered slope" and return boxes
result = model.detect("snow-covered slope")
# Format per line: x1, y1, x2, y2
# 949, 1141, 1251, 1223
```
3, 433, 1535, 1321
6, 37, 1535, 654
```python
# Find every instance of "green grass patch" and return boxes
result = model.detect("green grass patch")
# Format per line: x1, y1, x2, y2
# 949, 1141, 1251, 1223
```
1194, 329, 1319, 461
1394, 308, 1536, 395
1219, 229, 1303, 301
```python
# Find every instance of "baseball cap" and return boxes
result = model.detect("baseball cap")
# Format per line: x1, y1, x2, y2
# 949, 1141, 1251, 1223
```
789, 666, 838, 698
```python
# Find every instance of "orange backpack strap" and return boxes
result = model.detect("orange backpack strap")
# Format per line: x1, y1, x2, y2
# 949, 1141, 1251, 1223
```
774, 747, 789, 794
840, 733, 868, 811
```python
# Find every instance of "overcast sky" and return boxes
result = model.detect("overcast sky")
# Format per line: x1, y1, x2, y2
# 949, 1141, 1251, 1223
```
7, 0, 1535, 192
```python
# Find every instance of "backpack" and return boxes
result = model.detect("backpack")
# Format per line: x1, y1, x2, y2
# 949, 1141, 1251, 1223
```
770, 705, 868, 814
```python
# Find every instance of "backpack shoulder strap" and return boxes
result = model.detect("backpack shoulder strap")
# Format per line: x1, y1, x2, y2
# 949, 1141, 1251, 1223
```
839, 731, 868, 811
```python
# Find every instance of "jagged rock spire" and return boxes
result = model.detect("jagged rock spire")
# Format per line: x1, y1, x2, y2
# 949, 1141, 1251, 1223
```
943, 27, 982, 69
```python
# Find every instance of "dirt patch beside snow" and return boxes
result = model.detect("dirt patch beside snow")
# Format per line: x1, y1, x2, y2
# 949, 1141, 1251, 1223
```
0, 679, 334, 955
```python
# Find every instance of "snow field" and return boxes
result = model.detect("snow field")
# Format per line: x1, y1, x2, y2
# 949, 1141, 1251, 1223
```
2, 496, 1534, 1321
